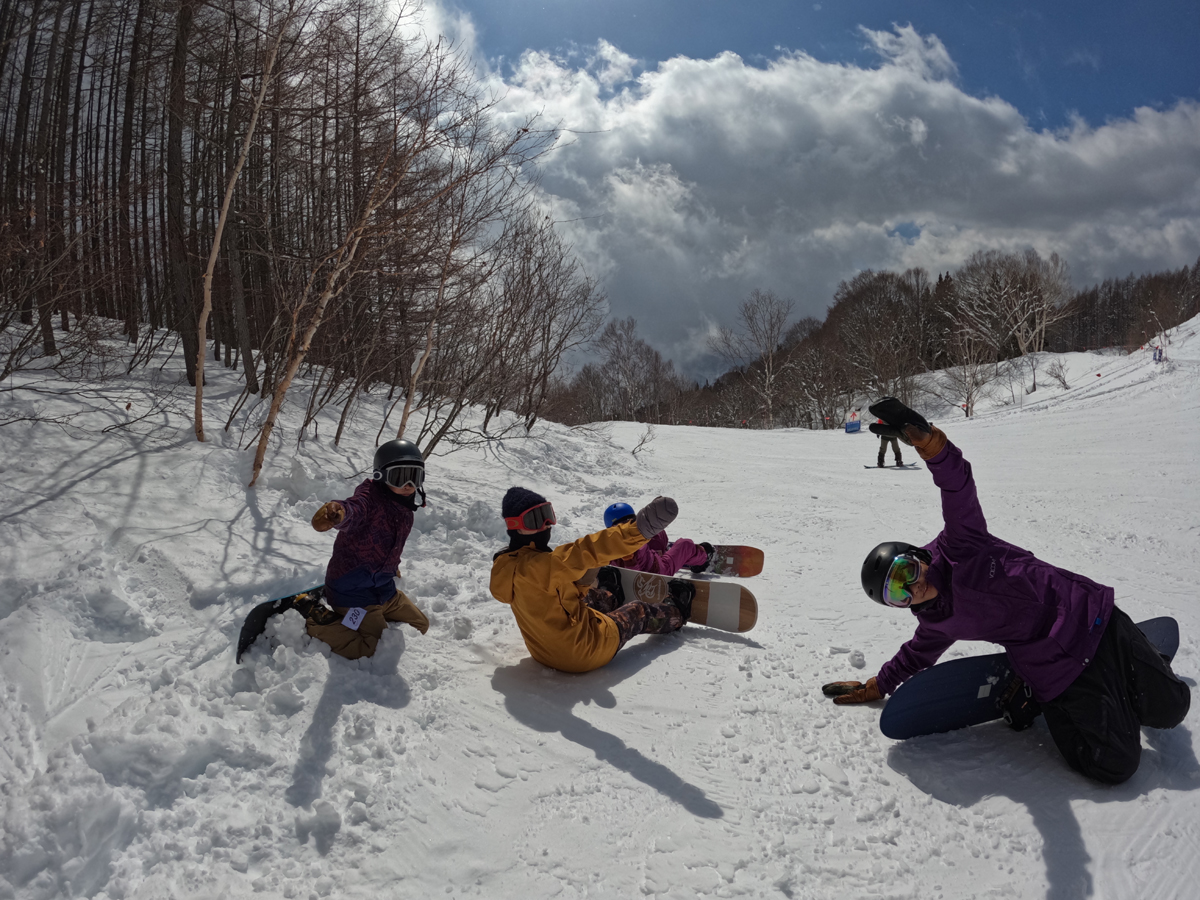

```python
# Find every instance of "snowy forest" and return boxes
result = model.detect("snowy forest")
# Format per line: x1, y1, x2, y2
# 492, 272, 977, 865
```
546, 252, 1200, 429
0, 0, 604, 479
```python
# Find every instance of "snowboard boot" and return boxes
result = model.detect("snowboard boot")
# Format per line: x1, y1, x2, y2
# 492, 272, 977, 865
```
296, 590, 341, 628
596, 565, 626, 605
665, 579, 695, 625
290, 590, 318, 619
688, 542, 715, 575
1000, 679, 1042, 731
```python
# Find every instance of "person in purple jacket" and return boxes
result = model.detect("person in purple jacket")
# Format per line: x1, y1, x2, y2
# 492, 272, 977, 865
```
306, 439, 430, 659
823, 398, 1189, 784
602, 502, 713, 575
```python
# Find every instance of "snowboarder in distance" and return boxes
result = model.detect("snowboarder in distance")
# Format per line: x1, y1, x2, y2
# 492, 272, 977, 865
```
824, 397, 1190, 784
877, 421, 903, 467
306, 439, 430, 659
601, 501, 713, 575
489, 488, 694, 673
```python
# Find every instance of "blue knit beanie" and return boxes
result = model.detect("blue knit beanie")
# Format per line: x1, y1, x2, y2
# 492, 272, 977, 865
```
502, 486, 547, 520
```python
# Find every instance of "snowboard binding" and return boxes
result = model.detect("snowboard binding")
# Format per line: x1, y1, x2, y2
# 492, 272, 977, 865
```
1000, 678, 1042, 731
665, 579, 695, 624
596, 565, 626, 605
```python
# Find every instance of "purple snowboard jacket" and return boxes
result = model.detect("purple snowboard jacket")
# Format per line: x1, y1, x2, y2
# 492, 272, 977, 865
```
612, 531, 708, 576
875, 439, 1114, 703
324, 480, 414, 609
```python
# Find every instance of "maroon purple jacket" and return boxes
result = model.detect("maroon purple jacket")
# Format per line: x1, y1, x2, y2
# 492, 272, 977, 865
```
325, 480, 414, 609
875, 439, 1114, 703
612, 531, 708, 576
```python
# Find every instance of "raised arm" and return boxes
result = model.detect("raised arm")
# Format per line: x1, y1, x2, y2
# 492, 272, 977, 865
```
868, 397, 989, 560
551, 496, 679, 580
924, 437, 989, 560
552, 520, 647, 578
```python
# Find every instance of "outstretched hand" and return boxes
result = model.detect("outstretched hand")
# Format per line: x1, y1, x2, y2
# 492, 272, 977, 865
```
636, 496, 678, 540
868, 397, 931, 436
821, 676, 882, 705
312, 501, 345, 532
869, 397, 946, 459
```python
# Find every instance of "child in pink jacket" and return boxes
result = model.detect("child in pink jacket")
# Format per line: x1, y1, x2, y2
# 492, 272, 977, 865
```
602, 502, 712, 575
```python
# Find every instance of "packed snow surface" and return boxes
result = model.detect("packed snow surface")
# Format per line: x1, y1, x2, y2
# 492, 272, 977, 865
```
1, 320, 1199, 900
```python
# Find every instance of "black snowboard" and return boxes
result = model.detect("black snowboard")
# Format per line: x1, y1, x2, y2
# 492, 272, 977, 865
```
864, 463, 921, 470
878, 617, 1179, 740
236, 586, 324, 663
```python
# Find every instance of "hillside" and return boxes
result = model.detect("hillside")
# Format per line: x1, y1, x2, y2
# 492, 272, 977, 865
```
1, 317, 1198, 899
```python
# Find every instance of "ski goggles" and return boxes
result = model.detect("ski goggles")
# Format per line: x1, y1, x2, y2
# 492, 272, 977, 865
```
504, 501, 556, 531
883, 555, 923, 608
377, 464, 425, 490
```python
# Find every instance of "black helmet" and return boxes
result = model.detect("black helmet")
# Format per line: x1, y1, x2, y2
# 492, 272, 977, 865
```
373, 439, 423, 479
860, 541, 931, 605
372, 440, 426, 507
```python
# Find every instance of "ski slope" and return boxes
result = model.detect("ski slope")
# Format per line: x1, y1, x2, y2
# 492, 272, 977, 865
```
1, 318, 1198, 900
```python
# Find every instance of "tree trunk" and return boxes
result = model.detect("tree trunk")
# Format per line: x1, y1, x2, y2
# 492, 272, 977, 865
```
168, 0, 199, 385
118, 0, 145, 343
196, 12, 285, 439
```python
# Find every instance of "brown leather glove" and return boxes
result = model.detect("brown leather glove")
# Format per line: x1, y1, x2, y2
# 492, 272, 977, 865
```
906, 424, 947, 460
821, 676, 883, 705
311, 501, 345, 532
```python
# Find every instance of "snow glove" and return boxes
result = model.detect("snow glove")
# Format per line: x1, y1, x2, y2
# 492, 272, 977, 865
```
822, 676, 883, 705
868, 397, 946, 460
312, 501, 346, 532
635, 496, 678, 540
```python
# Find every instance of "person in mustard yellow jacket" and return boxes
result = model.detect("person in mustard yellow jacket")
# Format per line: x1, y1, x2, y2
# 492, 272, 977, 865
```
489, 487, 693, 673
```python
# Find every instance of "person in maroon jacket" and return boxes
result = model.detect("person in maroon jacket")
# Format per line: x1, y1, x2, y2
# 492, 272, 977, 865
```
307, 439, 430, 659
601, 502, 712, 576
824, 398, 1189, 784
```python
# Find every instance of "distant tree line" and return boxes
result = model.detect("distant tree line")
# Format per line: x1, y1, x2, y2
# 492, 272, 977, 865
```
546, 250, 1200, 429
0, 0, 602, 482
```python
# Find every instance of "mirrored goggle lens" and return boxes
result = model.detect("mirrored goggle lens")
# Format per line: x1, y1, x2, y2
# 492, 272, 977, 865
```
383, 465, 424, 488
505, 502, 556, 531
883, 556, 922, 607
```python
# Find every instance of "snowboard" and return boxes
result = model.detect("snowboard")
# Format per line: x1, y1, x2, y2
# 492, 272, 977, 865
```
878, 617, 1179, 740
864, 463, 921, 470
702, 544, 764, 577
236, 585, 324, 663
616, 568, 758, 632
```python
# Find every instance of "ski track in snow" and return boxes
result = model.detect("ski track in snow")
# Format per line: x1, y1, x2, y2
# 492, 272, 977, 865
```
0, 321, 1198, 899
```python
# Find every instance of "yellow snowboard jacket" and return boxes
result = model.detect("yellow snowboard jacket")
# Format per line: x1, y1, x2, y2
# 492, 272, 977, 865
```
490, 521, 647, 672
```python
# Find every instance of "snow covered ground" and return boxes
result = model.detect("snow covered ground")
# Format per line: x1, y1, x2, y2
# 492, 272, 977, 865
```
1, 318, 1198, 900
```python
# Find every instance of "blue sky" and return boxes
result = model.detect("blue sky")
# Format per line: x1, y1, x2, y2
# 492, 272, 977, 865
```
454, 0, 1199, 129
427, 1, 1200, 376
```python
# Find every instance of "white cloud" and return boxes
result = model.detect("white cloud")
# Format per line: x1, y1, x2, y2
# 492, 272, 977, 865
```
859, 24, 958, 80
590, 39, 638, 89
421, 9, 1200, 376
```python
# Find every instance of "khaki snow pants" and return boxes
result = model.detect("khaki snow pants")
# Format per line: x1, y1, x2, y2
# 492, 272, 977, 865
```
305, 589, 428, 660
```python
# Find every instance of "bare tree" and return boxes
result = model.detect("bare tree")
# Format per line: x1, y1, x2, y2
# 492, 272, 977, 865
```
708, 289, 794, 429
196, 0, 309, 441
935, 323, 996, 417
829, 271, 923, 404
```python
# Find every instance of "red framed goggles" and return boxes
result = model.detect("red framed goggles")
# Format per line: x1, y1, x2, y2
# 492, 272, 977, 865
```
504, 501, 556, 531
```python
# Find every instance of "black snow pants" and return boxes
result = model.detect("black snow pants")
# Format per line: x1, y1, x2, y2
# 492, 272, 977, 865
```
1042, 606, 1190, 784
